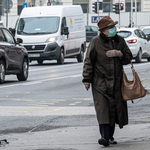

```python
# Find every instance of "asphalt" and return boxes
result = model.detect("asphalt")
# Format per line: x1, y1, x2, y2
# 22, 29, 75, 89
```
0, 78, 150, 150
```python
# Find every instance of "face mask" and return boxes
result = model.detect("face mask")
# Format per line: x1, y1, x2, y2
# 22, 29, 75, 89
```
108, 27, 117, 37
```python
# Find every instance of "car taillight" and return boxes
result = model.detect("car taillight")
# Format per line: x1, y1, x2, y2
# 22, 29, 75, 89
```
127, 39, 137, 43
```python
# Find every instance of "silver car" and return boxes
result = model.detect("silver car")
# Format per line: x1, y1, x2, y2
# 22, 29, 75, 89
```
117, 28, 150, 63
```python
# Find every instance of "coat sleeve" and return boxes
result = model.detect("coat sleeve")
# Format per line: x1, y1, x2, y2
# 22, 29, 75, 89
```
82, 38, 97, 83
120, 38, 133, 65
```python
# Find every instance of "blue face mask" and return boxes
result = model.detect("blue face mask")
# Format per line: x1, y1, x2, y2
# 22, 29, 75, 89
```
108, 27, 117, 37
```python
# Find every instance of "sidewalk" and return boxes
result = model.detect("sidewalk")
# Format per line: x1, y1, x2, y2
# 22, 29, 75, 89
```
142, 77, 150, 94
1, 123, 150, 150
0, 79, 150, 150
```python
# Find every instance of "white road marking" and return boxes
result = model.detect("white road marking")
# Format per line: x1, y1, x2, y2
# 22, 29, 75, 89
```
0, 62, 150, 89
29, 63, 82, 72
0, 106, 96, 116
0, 74, 81, 89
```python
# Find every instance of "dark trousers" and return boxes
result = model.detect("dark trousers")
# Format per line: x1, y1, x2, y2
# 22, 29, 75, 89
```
99, 124, 115, 140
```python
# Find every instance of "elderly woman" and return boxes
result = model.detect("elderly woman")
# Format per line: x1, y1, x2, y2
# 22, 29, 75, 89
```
82, 16, 133, 147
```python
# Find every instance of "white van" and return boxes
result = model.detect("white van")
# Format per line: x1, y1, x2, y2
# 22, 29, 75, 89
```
15, 5, 86, 64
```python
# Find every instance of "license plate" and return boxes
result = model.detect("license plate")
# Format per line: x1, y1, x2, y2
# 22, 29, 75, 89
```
28, 54, 40, 57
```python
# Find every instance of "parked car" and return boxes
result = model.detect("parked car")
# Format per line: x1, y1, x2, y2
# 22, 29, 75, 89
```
86, 25, 99, 42
0, 26, 29, 83
117, 28, 150, 63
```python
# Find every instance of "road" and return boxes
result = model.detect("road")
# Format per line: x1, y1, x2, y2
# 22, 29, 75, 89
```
0, 58, 150, 136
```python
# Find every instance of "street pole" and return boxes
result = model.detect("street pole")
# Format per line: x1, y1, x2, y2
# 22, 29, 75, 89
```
6, 0, 8, 28
97, 0, 99, 21
40, 0, 42, 6
131, 0, 133, 28
87, 4, 89, 25
118, 0, 120, 28
135, 0, 137, 27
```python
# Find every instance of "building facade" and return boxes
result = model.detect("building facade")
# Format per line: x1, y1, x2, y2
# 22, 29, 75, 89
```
0, 0, 150, 17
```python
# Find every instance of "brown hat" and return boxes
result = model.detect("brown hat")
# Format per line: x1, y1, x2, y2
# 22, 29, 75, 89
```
97, 16, 118, 31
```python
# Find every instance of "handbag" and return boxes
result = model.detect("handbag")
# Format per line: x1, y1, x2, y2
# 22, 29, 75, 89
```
121, 61, 146, 103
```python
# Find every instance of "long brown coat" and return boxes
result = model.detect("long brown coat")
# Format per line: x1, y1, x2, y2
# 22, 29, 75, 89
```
83, 34, 133, 128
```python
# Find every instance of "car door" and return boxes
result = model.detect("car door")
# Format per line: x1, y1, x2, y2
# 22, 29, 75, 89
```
134, 30, 146, 52
137, 30, 148, 52
61, 17, 69, 56
0, 28, 14, 70
139, 30, 150, 54
2, 28, 19, 70
86, 26, 98, 42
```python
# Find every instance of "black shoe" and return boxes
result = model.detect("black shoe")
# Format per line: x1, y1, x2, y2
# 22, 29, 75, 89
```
109, 137, 117, 144
98, 138, 110, 147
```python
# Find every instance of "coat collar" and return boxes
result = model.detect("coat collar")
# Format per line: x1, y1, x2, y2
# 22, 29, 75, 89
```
99, 32, 120, 43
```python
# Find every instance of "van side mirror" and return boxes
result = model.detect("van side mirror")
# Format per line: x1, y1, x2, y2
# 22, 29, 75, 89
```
9, 28, 16, 37
16, 38, 23, 44
61, 26, 69, 35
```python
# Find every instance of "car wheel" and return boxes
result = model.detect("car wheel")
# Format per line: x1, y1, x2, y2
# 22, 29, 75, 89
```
135, 49, 142, 63
0, 60, 5, 84
37, 60, 43, 65
57, 48, 64, 64
147, 57, 150, 62
17, 59, 29, 81
77, 47, 84, 62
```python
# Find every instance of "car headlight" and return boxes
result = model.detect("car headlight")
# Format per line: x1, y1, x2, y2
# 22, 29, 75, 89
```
46, 37, 58, 43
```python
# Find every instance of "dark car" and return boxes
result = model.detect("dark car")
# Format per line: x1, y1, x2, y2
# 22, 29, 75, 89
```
86, 25, 99, 42
0, 27, 29, 83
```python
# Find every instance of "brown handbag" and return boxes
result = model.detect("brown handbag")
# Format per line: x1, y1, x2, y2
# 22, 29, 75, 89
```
121, 61, 146, 103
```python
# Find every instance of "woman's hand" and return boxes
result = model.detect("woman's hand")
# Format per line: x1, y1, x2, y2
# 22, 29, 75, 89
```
106, 50, 123, 57
84, 82, 90, 91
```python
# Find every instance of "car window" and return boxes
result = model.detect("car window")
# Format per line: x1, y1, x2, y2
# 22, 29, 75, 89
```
116, 31, 132, 38
86, 26, 91, 31
2, 29, 15, 44
139, 30, 146, 39
61, 17, 66, 28
0, 29, 6, 42
143, 28, 150, 35
91, 26, 98, 32
134, 30, 141, 38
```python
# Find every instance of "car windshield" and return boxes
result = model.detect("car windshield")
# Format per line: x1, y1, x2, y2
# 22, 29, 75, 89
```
17, 17, 60, 35
86, 26, 98, 32
117, 31, 132, 38
143, 28, 150, 35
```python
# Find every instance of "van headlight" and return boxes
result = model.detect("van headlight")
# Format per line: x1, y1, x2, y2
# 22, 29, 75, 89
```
46, 37, 58, 43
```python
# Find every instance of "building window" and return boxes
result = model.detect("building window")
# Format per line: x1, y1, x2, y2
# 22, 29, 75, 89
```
17, 0, 35, 15
80, 4, 88, 13
103, 0, 113, 12
125, 0, 141, 12
18, 0, 25, 15
73, 0, 89, 13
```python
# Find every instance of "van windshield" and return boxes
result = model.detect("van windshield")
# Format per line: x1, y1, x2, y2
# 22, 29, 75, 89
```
17, 17, 60, 35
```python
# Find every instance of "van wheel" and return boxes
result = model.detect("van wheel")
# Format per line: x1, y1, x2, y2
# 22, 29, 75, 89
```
135, 49, 142, 63
37, 60, 43, 65
77, 47, 84, 62
0, 60, 5, 84
57, 48, 64, 64
147, 57, 150, 62
17, 59, 29, 81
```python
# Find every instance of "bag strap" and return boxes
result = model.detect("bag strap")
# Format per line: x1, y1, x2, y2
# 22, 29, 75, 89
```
130, 61, 134, 71
131, 98, 143, 104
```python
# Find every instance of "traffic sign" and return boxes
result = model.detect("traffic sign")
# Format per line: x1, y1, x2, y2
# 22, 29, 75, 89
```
91, 16, 103, 23
3, 0, 13, 10
23, 3, 28, 8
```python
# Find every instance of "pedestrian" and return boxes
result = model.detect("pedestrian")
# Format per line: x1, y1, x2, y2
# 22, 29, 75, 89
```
82, 16, 133, 147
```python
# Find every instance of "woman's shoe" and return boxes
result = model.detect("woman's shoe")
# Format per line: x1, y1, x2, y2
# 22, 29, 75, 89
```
98, 138, 110, 147
109, 137, 117, 144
